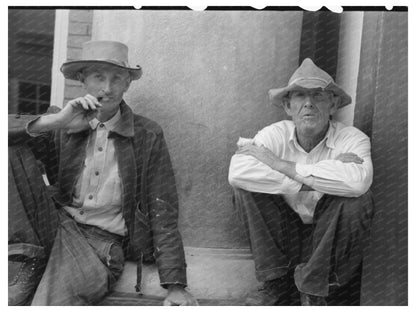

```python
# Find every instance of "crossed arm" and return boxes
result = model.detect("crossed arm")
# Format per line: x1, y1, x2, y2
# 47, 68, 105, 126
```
228, 130, 373, 197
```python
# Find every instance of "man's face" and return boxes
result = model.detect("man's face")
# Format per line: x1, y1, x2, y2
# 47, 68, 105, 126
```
81, 64, 131, 114
283, 88, 338, 136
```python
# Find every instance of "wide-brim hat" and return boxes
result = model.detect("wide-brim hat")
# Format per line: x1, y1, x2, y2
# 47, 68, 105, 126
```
60, 40, 142, 81
268, 58, 351, 109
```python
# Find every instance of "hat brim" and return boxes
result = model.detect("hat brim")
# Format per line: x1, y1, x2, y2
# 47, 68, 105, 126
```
269, 81, 352, 109
60, 60, 142, 81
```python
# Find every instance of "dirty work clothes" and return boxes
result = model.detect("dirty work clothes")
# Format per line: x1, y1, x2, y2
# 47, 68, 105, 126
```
233, 188, 374, 297
8, 144, 59, 260
32, 210, 124, 306
11, 103, 187, 288
8, 144, 59, 305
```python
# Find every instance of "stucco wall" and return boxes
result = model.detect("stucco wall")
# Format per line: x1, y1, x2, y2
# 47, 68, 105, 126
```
63, 10, 93, 103
334, 12, 364, 126
90, 10, 303, 248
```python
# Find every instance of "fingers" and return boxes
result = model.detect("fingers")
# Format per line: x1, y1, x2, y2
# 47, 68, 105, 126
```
335, 153, 364, 164
68, 94, 102, 111
163, 299, 173, 306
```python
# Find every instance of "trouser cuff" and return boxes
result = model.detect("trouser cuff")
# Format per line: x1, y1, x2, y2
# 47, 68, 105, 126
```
255, 262, 291, 282
9, 243, 46, 259
294, 263, 329, 297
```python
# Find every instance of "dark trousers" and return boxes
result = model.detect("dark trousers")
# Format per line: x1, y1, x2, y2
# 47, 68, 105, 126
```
233, 188, 374, 297
8, 145, 59, 259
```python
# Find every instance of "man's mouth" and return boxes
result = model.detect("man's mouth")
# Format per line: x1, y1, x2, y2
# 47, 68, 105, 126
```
97, 96, 111, 102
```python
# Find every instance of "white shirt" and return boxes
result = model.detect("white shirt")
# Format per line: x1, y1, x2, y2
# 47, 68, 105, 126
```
64, 109, 127, 236
228, 120, 373, 224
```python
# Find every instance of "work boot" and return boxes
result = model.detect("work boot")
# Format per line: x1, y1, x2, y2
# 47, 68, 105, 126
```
8, 256, 46, 305
245, 275, 289, 306
300, 292, 327, 306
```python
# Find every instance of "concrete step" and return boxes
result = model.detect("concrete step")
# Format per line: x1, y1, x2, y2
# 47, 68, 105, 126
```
106, 247, 260, 305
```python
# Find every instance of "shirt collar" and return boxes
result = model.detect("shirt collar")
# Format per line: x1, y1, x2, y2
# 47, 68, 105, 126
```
289, 120, 336, 151
88, 101, 135, 137
89, 108, 121, 131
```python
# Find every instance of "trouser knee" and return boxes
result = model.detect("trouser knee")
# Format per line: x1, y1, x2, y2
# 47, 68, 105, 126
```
316, 191, 374, 223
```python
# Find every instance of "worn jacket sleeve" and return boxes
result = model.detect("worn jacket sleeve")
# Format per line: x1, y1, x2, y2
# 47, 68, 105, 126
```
147, 131, 187, 288
8, 111, 60, 186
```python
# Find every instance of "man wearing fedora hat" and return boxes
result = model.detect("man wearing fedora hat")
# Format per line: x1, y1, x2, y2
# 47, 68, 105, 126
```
228, 58, 374, 305
8, 40, 196, 305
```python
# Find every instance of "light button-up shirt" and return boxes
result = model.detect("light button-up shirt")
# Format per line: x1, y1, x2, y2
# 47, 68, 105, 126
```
229, 120, 373, 224
64, 109, 127, 236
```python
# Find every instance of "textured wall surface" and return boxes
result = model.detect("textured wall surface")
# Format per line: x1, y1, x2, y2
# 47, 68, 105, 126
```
90, 10, 303, 248
63, 10, 93, 103
355, 12, 408, 306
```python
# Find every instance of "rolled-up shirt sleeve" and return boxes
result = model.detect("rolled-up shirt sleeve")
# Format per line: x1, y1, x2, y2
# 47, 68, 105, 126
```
228, 125, 302, 194
229, 154, 302, 194
295, 130, 373, 197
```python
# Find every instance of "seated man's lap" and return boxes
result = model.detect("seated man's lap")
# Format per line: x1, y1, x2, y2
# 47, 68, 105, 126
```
32, 211, 125, 305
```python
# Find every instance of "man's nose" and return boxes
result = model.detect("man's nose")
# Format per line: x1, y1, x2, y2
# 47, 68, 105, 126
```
303, 95, 313, 107
101, 80, 112, 94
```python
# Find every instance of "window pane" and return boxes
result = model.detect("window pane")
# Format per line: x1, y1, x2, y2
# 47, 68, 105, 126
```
18, 100, 37, 114
39, 85, 51, 101
18, 82, 36, 99
38, 102, 49, 114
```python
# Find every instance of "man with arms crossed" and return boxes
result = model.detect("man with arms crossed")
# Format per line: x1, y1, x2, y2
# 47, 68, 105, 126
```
228, 58, 374, 305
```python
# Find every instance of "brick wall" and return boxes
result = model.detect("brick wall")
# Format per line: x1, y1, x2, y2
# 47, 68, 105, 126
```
63, 10, 93, 103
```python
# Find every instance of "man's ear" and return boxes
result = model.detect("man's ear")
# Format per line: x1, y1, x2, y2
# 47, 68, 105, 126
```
77, 72, 86, 88
330, 95, 340, 115
282, 98, 293, 116
123, 80, 131, 93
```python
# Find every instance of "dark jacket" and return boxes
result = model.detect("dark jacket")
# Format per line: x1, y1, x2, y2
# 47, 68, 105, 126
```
8, 101, 187, 290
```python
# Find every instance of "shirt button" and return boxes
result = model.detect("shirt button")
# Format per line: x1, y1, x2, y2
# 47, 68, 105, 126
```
95, 171, 99, 176
79, 210, 84, 215
88, 195, 93, 200
98, 147, 103, 152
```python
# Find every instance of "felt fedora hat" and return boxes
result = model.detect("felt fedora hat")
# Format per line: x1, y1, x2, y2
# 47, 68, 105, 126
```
268, 58, 351, 109
60, 40, 142, 81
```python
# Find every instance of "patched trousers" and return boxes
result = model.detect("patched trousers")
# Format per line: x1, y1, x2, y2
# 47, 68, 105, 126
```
233, 188, 374, 297
9, 145, 125, 305
31, 211, 125, 305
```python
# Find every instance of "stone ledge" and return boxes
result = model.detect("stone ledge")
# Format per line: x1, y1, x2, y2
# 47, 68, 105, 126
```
112, 247, 259, 300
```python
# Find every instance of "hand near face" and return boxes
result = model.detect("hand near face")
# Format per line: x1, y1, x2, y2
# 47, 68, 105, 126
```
163, 285, 198, 306
57, 94, 102, 131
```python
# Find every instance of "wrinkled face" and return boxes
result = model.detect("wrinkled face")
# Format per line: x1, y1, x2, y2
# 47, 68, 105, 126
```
283, 88, 338, 136
81, 64, 131, 114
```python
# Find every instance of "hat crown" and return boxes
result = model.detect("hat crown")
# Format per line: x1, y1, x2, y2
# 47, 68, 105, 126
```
81, 41, 129, 66
288, 58, 334, 87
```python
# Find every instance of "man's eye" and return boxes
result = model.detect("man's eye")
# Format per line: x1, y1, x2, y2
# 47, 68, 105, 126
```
293, 92, 305, 98
313, 92, 325, 98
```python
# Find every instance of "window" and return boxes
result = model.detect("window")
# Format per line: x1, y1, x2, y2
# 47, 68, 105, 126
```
17, 80, 50, 114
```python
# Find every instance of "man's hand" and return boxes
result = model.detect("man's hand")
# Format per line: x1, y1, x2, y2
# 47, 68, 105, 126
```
335, 153, 364, 164
56, 94, 102, 131
28, 94, 102, 134
235, 144, 281, 171
163, 285, 198, 306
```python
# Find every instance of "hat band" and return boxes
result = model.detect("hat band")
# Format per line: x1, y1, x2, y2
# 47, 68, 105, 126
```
81, 58, 130, 68
290, 77, 331, 85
